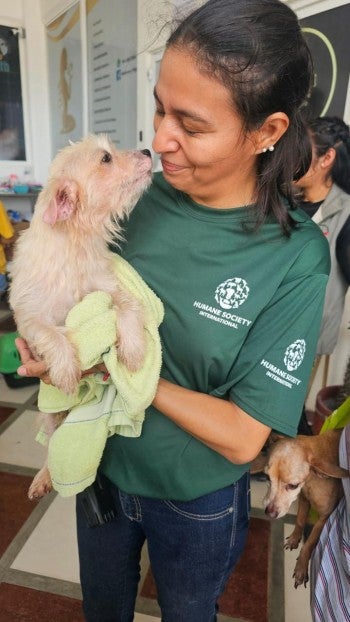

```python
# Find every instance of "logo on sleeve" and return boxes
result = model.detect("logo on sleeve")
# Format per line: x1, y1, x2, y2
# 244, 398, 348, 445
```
283, 339, 306, 371
261, 339, 306, 389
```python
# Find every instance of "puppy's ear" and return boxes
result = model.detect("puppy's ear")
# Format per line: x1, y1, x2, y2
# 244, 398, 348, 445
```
310, 460, 349, 479
43, 180, 80, 226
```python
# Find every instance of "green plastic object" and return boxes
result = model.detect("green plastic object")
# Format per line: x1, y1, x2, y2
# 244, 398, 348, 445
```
0, 331, 39, 388
0, 331, 20, 373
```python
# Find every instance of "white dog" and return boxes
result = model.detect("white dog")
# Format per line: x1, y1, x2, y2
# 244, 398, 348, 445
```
9, 134, 152, 497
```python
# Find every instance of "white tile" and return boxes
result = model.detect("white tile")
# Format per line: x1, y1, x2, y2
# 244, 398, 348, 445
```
12, 494, 80, 583
0, 409, 46, 468
0, 373, 38, 404
284, 524, 312, 622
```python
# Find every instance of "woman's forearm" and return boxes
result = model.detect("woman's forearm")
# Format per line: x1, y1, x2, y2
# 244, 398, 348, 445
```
152, 378, 271, 464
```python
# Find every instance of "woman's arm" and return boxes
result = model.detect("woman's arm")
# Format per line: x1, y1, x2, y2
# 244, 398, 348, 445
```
153, 378, 271, 464
16, 337, 270, 465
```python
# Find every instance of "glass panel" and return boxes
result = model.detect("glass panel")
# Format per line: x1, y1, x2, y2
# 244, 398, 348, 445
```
86, 0, 137, 149
0, 26, 26, 161
46, 2, 83, 156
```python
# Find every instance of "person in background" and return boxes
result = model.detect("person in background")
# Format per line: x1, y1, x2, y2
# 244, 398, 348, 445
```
0, 200, 14, 296
295, 116, 350, 434
295, 116, 350, 355
15, 1, 330, 620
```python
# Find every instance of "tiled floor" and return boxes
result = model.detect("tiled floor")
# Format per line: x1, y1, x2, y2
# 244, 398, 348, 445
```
0, 298, 314, 621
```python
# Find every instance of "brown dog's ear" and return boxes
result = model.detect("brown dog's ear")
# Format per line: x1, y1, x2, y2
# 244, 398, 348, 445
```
269, 432, 285, 444
250, 452, 268, 474
310, 461, 349, 479
43, 180, 80, 226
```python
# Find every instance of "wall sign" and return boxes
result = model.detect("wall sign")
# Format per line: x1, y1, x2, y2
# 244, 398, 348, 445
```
300, 4, 350, 121
46, 2, 83, 156
87, 0, 137, 149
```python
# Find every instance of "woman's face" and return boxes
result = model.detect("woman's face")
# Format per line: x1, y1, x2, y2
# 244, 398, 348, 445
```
152, 46, 260, 208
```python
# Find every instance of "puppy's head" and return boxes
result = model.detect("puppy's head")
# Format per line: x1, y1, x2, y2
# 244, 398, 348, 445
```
38, 134, 152, 242
263, 439, 310, 519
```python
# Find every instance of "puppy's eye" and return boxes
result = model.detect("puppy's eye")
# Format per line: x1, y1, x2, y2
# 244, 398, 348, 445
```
101, 151, 112, 163
286, 483, 299, 490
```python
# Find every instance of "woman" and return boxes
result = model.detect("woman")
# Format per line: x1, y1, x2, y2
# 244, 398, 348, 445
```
295, 116, 350, 356
16, 1, 330, 620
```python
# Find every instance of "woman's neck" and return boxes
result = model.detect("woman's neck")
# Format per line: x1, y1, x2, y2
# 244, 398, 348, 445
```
304, 180, 333, 203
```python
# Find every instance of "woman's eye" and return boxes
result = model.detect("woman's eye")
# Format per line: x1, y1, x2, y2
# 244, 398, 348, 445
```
101, 152, 112, 163
183, 128, 198, 136
155, 108, 165, 117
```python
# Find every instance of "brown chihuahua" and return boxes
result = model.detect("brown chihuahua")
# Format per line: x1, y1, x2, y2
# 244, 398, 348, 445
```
262, 429, 348, 588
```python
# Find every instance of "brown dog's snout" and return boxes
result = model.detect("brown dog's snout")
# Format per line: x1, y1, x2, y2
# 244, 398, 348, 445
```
265, 503, 279, 519
141, 149, 152, 158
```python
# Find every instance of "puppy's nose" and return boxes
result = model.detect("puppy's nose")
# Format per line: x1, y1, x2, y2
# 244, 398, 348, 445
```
141, 149, 152, 158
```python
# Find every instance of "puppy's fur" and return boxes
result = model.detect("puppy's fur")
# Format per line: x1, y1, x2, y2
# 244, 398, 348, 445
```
262, 430, 348, 588
9, 134, 152, 499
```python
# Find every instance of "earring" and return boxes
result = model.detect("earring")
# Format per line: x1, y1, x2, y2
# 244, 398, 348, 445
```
268, 145, 275, 152
262, 147, 267, 153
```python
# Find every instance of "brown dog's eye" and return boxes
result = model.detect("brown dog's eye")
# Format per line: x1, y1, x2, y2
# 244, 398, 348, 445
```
101, 152, 112, 163
286, 483, 299, 490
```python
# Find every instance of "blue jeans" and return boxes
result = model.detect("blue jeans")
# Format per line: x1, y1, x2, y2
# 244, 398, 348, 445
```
76, 473, 250, 622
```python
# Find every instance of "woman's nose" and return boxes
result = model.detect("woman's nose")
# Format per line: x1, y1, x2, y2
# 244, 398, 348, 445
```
152, 115, 179, 153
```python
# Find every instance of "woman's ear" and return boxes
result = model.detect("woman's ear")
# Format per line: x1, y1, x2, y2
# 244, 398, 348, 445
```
254, 112, 290, 154
320, 147, 336, 170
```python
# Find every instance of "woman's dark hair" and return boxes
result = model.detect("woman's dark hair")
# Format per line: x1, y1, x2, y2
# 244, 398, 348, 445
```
308, 116, 350, 195
167, 0, 314, 235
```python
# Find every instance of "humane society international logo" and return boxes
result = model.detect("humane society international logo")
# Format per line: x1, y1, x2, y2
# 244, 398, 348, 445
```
193, 277, 252, 330
284, 339, 306, 371
261, 339, 306, 389
215, 277, 250, 309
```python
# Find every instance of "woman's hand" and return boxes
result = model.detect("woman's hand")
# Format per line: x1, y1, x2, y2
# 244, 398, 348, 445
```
15, 337, 52, 385
16, 337, 108, 385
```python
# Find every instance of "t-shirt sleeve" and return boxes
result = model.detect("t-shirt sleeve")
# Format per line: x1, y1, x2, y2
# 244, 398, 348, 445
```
211, 240, 330, 437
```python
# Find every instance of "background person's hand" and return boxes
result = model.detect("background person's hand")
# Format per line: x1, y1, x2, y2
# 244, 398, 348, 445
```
15, 337, 52, 385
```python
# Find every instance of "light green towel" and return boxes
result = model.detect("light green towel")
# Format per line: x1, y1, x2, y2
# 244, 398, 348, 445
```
37, 255, 164, 497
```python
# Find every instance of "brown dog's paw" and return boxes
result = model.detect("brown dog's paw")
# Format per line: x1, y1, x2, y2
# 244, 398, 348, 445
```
284, 533, 301, 550
293, 557, 309, 588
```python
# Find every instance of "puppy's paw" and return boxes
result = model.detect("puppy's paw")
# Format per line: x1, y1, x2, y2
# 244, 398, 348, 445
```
50, 360, 81, 395
28, 467, 52, 500
117, 333, 146, 372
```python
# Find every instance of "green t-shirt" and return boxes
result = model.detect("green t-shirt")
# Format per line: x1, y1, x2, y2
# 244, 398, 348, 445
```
101, 173, 330, 500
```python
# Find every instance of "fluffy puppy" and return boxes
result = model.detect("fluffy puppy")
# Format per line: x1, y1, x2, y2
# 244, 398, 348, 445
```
263, 430, 348, 588
9, 134, 152, 497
